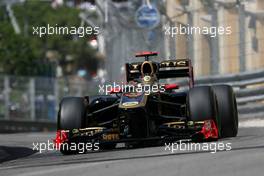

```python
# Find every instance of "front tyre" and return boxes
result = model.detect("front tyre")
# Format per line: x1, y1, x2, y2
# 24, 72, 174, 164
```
187, 86, 219, 140
57, 97, 87, 154
188, 86, 218, 121
58, 97, 87, 130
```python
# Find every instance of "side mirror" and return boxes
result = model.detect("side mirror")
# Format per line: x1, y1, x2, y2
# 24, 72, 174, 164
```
164, 84, 179, 91
109, 87, 122, 94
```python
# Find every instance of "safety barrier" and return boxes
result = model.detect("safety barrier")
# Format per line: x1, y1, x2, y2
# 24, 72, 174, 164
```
188, 69, 264, 119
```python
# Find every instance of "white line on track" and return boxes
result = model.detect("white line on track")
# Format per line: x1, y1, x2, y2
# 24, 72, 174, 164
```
3, 161, 118, 176
239, 118, 264, 128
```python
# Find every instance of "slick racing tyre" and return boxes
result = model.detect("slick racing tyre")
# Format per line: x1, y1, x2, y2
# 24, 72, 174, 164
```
57, 97, 87, 130
57, 97, 87, 155
212, 85, 238, 138
188, 86, 218, 122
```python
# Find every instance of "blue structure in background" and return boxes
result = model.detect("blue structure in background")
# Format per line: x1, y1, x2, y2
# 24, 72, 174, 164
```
135, 4, 160, 29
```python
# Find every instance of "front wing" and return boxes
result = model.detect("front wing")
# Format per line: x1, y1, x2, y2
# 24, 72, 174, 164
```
54, 120, 219, 148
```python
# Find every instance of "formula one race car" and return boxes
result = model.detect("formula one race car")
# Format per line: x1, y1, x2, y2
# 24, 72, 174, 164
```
54, 51, 238, 154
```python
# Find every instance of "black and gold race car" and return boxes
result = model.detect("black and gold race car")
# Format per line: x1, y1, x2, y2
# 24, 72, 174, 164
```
54, 51, 238, 154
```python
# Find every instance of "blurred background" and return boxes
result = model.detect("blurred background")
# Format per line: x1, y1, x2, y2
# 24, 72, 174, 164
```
0, 0, 263, 132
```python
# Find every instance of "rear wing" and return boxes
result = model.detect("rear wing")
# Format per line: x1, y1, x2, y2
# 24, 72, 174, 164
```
158, 59, 194, 87
125, 59, 194, 87
158, 60, 190, 78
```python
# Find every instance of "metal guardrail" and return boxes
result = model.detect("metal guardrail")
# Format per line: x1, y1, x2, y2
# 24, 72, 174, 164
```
0, 75, 99, 132
0, 119, 56, 133
189, 69, 264, 118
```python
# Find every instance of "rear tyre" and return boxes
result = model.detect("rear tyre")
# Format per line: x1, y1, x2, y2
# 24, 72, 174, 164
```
212, 85, 238, 138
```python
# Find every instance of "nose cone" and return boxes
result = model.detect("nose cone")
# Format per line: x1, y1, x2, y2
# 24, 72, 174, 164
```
119, 92, 148, 109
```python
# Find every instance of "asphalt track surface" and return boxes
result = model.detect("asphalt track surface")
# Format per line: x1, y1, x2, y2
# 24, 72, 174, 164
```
0, 120, 264, 176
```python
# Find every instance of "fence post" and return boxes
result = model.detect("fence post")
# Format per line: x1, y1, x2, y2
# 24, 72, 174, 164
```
211, 5, 220, 75
4, 76, 10, 120
29, 78, 35, 121
239, 4, 246, 72
187, 10, 194, 63
54, 78, 59, 122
